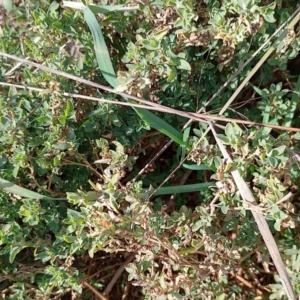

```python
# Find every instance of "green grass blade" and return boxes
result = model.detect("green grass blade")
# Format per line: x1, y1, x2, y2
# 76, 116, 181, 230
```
0, 177, 67, 200
283, 74, 300, 127
88, 4, 125, 14
84, 7, 185, 146
180, 125, 191, 159
153, 182, 215, 196
134, 108, 186, 146
84, 8, 117, 87
252, 85, 273, 135
182, 163, 211, 170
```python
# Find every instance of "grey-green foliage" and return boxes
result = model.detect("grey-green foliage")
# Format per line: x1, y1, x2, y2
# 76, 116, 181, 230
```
1, 0, 300, 299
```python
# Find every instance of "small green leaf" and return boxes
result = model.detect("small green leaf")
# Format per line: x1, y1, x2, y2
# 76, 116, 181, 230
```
285, 248, 299, 256
48, 1, 59, 14
9, 246, 23, 263
0, 116, 11, 131
86, 191, 100, 202
28, 137, 43, 147
58, 115, 67, 125
35, 116, 51, 125
252, 85, 269, 97
3, 0, 14, 12
178, 58, 191, 71
225, 123, 234, 137
261, 3, 276, 23
192, 220, 202, 232
140, 260, 151, 271
53, 142, 68, 150
274, 219, 281, 231
268, 145, 286, 157
8, 86, 17, 98
216, 293, 226, 300
67, 192, 83, 204
153, 27, 169, 40
34, 251, 51, 262
167, 68, 177, 82
19, 205, 32, 217
263, 13, 276, 23
142, 39, 160, 50
221, 204, 229, 214
65, 99, 74, 118
63, 236, 77, 243
0, 155, 7, 167
76, 56, 84, 70
12, 164, 19, 178
217, 134, 230, 144
222, 217, 238, 232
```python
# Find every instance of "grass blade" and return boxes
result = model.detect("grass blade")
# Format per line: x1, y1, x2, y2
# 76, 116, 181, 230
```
0, 177, 67, 200
182, 163, 211, 171
283, 74, 300, 127
153, 182, 215, 196
84, 8, 117, 87
179, 125, 191, 160
88, 4, 125, 14
134, 108, 186, 146
84, 7, 185, 146
63, 2, 135, 13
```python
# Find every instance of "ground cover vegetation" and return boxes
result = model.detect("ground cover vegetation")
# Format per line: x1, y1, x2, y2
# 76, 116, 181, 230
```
0, 0, 300, 299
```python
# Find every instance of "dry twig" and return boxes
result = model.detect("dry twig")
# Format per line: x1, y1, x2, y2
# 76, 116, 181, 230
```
208, 121, 296, 300
103, 253, 136, 296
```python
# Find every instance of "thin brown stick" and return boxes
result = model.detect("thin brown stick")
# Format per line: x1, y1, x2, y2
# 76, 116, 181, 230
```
209, 193, 220, 215
4, 57, 29, 76
132, 139, 173, 182
0, 52, 179, 110
276, 192, 294, 206
230, 271, 264, 296
103, 253, 136, 296
82, 281, 108, 300
0, 58, 300, 133
122, 282, 131, 300
209, 121, 296, 300
87, 262, 125, 280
